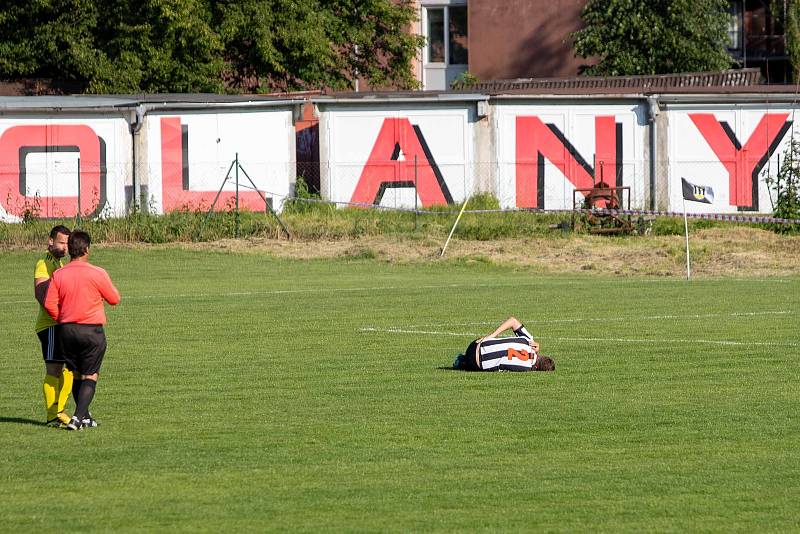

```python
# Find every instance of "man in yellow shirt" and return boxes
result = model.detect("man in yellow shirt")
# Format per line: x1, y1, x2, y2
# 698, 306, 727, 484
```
34, 225, 73, 426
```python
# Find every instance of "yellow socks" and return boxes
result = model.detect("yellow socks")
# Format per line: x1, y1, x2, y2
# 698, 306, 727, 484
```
43, 374, 59, 420
44, 368, 74, 421
57, 368, 74, 414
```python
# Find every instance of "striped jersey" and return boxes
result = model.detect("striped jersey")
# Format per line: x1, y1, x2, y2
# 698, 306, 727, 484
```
34, 252, 65, 333
478, 325, 538, 372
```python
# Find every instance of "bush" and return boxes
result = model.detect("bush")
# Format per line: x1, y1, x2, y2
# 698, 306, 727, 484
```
765, 138, 800, 233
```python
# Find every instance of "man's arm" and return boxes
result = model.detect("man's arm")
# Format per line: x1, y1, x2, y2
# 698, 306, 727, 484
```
33, 258, 50, 306
43, 276, 60, 320
34, 278, 49, 306
484, 316, 523, 339
98, 270, 121, 305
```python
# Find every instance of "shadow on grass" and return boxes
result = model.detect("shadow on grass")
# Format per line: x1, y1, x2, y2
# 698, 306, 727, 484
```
437, 365, 463, 371
0, 417, 46, 427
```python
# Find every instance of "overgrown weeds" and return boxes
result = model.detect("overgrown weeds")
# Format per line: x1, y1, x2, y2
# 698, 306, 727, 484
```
0, 191, 790, 247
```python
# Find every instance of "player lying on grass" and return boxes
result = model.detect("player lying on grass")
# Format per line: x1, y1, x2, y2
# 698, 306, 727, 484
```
453, 316, 555, 372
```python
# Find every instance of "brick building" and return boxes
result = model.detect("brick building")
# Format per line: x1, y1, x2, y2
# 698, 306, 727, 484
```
411, 0, 792, 90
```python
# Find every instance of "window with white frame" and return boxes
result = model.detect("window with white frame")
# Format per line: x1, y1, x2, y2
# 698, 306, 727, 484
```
727, 1, 743, 51
424, 3, 468, 66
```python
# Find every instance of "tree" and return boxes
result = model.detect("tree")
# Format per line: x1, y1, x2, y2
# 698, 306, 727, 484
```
0, 0, 424, 94
213, 0, 425, 92
765, 137, 800, 233
772, 0, 800, 82
572, 0, 732, 76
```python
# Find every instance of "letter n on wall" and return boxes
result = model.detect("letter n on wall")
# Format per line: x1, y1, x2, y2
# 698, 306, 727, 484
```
0, 125, 106, 217
160, 117, 266, 211
515, 116, 622, 209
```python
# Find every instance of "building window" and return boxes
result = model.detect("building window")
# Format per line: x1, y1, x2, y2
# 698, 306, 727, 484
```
728, 1, 742, 50
449, 6, 468, 64
424, 5, 468, 65
427, 8, 445, 62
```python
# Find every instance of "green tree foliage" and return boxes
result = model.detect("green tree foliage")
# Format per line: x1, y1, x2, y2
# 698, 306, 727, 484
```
765, 137, 800, 233
773, 0, 800, 82
573, 0, 733, 76
0, 0, 423, 94
213, 0, 424, 92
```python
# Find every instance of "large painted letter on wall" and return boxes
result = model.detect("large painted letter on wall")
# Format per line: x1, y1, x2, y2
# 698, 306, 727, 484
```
350, 118, 453, 206
688, 113, 790, 210
323, 107, 472, 209
159, 117, 267, 211
515, 115, 621, 208
669, 109, 793, 213
496, 104, 645, 210
0, 125, 106, 218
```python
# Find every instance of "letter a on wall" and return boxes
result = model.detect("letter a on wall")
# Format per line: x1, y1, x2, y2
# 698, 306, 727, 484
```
350, 118, 453, 206
689, 113, 790, 210
515, 116, 622, 209
0, 125, 106, 218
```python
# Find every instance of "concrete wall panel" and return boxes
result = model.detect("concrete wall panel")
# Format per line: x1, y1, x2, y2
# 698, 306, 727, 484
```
0, 115, 130, 222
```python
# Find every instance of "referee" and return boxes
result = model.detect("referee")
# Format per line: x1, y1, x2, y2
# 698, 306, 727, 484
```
44, 230, 120, 430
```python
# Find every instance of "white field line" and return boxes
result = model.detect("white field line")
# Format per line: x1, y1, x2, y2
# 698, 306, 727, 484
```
0, 282, 500, 305
358, 327, 799, 347
0, 277, 795, 306
405, 310, 794, 328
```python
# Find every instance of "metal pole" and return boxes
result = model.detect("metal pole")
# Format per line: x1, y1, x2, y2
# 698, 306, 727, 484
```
235, 152, 240, 238
199, 159, 236, 239
683, 197, 691, 280
237, 162, 292, 239
440, 196, 470, 258
414, 155, 418, 231
76, 157, 81, 225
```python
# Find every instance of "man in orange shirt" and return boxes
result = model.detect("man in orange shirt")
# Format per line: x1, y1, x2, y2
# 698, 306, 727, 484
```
44, 230, 120, 431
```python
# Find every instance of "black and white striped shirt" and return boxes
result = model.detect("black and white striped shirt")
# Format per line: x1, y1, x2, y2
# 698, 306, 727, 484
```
478, 325, 537, 372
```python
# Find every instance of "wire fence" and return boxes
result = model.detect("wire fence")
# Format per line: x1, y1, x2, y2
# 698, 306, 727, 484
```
1, 159, 799, 226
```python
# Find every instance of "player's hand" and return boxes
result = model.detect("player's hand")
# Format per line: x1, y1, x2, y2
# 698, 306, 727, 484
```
530, 340, 539, 352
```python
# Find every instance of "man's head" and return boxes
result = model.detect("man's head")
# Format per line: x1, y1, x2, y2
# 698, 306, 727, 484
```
68, 230, 91, 259
47, 225, 71, 259
533, 355, 555, 372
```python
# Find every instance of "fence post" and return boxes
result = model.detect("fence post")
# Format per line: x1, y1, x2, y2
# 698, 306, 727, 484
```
235, 152, 240, 238
414, 155, 418, 231
76, 157, 82, 226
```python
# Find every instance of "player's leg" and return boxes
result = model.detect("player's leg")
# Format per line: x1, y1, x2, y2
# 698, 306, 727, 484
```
72, 373, 99, 426
39, 328, 70, 426
66, 325, 106, 430
57, 367, 74, 416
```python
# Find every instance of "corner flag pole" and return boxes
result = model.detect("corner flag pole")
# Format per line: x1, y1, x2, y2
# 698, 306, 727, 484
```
683, 196, 691, 280
440, 196, 470, 258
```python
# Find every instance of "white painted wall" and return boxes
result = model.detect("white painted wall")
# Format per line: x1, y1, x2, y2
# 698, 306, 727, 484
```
494, 102, 649, 210
143, 109, 295, 213
666, 104, 796, 214
320, 105, 474, 208
0, 115, 130, 222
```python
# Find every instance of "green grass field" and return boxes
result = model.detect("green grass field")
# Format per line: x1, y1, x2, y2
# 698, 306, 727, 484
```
1, 248, 798, 532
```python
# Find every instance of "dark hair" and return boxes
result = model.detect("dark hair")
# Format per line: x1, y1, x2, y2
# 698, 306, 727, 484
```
49, 225, 71, 239
68, 230, 91, 258
535, 355, 555, 372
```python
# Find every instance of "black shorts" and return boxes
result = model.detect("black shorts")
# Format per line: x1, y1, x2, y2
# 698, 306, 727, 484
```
463, 339, 482, 371
59, 324, 107, 376
37, 326, 65, 363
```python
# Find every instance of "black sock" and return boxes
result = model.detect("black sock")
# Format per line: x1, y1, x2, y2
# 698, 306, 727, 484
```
72, 377, 83, 405
74, 380, 97, 420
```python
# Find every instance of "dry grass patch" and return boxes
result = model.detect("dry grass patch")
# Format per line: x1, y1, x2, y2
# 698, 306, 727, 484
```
108, 226, 800, 278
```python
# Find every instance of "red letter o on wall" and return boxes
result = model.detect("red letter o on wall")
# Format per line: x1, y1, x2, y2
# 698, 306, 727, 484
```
0, 125, 106, 218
